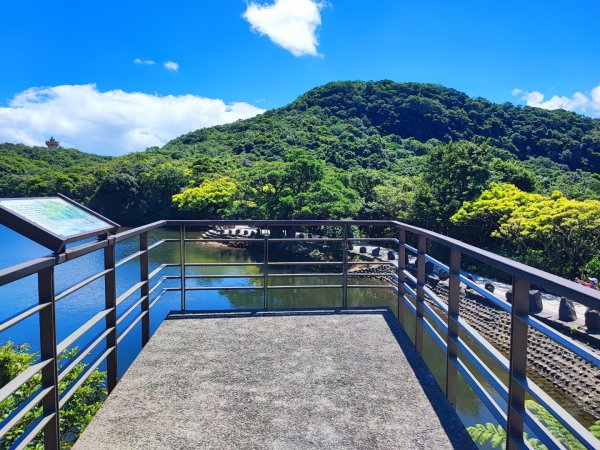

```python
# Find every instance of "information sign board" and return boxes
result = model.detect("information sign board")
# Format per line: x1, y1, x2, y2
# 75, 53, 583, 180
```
0, 195, 118, 252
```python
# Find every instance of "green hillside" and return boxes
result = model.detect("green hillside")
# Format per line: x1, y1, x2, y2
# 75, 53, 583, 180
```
1, 80, 599, 277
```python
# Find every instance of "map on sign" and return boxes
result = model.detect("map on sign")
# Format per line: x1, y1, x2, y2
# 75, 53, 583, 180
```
0, 197, 111, 238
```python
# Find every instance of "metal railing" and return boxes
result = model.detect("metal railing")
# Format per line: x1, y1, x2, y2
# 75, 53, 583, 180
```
0, 219, 598, 449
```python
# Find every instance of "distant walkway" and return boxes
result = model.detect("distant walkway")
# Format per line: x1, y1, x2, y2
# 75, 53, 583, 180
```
75, 310, 474, 449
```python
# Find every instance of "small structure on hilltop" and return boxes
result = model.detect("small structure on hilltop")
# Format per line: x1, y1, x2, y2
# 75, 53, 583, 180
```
45, 137, 60, 149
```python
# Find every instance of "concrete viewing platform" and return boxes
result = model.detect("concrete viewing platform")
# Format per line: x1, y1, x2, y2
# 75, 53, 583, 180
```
75, 310, 475, 449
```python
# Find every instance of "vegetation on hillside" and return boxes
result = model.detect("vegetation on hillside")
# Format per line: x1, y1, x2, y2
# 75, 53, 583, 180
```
1, 80, 599, 278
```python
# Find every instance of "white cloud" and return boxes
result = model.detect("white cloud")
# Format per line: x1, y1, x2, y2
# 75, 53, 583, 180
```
163, 61, 179, 71
243, 0, 325, 57
512, 85, 600, 118
134, 58, 155, 65
0, 84, 265, 155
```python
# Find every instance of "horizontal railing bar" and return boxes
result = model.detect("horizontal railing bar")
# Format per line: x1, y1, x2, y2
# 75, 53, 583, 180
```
347, 261, 396, 265
12, 412, 55, 450
148, 264, 168, 280
185, 286, 261, 291
166, 219, 395, 227
391, 221, 600, 309
519, 376, 600, 447
268, 238, 343, 242
347, 238, 398, 242
149, 277, 168, 296
58, 327, 113, 382
268, 285, 342, 289
455, 358, 508, 429
117, 312, 147, 345
0, 386, 53, 440
185, 274, 264, 279
524, 316, 600, 368
0, 257, 55, 287
116, 281, 146, 307
523, 411, 565, 450
62, 238, 110, 261
268, 273, 342, 278
424, 254, 450, 272
186, 238, 259, 242
115, 250, 146, 268
59, 347, 113, 408
400, 242, 418, 255
455, 336, 509, 403
422, 301, 448, 334
457, 274, 511, 313
57, 308, 113, 354
185, 262, 263, 267
116, 296, 148, 326
423, 313, 448, 354
147, 239, 168, 251
114, 221, 166, 243
0, 303, 48, 333
456, 272, 600, 367
55, 268, 112, 302
149, 292, 165, 310
349, 272, 396, 277
347, 284, 395, 289
0, 359, 51, 404
268, 261, 343, 266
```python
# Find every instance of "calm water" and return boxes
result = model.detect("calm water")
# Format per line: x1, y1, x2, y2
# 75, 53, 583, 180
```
1, 224, 575, 447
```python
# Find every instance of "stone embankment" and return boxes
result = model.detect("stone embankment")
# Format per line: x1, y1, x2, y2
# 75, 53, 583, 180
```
350, 264, 600, 420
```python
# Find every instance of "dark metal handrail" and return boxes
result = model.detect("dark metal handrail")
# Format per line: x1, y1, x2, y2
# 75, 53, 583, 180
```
0, 219, 597, 450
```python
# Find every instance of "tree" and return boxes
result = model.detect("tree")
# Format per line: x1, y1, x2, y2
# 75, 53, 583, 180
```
451, 183, 600, 277
412, 141, 491, 233
172, 177, 239, 217
0, 342, 106, 448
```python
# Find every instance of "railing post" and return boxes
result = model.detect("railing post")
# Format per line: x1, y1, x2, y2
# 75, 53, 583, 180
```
179, 225, 186, 310
263, 226, 269, 310
397, 228, 406, 326
507, 276, 530, 449
342, 224, 348, 308
104, 239, 118, 393
140, 232, 149, 347
38, 267, 60, 450
446, 249, 461, 407
415, 234, 426, 353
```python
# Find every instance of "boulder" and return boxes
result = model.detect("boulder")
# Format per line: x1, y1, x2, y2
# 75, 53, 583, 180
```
235, 229, 240, 235
299, 233, 304, 238
348, 243, 354, 250
387, 251, 395, 260
250, 231, 256, 237
359, 246, 367, 254
438, 271, 450, 281
585, 309, 600, 333
558, 298, 577, 322
529, 290, 543, 314
466, 274, 475, 282
484, 282, 495, 293
372, 247, 381, 257
505, 290, 513, 303
228, 230, 233, 235
425, 261, 434, 273
242, 230, 248, 235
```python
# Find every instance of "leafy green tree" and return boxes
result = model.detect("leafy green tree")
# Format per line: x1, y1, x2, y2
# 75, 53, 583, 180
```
0, 342, 106, 449
451, 183, 600, 277
467, 400, 600, 449
172, 177, 239, 217
412, 141, 491, 233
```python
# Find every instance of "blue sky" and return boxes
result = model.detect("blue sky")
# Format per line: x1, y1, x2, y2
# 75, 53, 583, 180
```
0, 0, 599, 155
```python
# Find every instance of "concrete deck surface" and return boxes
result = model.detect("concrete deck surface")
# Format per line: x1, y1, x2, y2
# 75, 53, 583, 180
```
75, 310, 475, 449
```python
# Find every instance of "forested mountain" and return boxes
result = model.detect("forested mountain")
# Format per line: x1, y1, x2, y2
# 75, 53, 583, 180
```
1, 80, 599, 277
